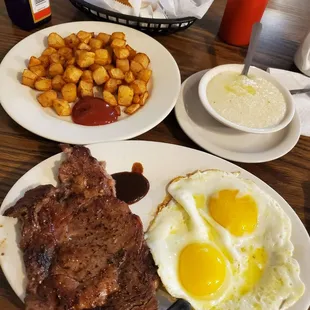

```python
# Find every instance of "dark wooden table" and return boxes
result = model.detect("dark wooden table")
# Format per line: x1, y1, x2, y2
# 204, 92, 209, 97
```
0, 0, 310, 309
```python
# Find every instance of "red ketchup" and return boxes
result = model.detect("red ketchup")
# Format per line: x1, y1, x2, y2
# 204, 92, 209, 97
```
219, 0, 268, 46
72, 97, 118, 126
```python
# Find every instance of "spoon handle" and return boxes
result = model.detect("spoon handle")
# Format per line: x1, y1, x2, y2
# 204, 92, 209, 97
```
290, 88, 310, 95
167, 299, 191, 310
241, 22, 263, 76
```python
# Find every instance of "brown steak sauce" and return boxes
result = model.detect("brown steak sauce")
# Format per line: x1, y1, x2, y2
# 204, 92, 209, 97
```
112, 163, 149, 204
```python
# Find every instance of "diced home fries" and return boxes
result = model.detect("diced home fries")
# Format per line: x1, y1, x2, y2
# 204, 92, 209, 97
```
20, 30, 152, 118
78, 80, 93, 97
53, 99, 71, 116
37, 90, 57, 107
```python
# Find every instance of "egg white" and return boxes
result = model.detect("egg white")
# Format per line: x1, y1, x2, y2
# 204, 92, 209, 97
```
146, 170, 305, 310
147, 198, 233, 308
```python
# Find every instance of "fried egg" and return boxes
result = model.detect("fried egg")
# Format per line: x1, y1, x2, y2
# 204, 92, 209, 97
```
146, 170, 304, 310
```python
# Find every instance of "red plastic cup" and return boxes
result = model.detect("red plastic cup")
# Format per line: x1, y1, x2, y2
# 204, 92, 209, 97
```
219, 0, 268, 46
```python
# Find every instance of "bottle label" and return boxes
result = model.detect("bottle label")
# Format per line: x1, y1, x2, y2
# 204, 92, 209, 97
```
29, 0, 51, 23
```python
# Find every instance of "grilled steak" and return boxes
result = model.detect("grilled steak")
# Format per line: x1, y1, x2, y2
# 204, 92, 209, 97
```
4, 145, 158, 310
59, 145, 116, 198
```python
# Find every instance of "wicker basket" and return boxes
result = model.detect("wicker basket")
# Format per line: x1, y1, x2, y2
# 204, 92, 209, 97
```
69, 0, 196, 34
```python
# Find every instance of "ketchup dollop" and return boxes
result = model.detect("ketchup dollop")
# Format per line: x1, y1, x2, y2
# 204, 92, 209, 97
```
72, 97, 118, 126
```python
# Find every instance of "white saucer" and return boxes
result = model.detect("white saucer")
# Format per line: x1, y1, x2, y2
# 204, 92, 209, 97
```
175, 70, 301, 163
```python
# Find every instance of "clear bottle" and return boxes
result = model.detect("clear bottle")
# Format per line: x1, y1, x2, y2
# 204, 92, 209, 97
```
4, 0, 52, 31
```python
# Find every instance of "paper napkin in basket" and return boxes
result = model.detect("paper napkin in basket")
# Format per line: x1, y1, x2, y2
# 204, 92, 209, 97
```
159, 0, 214, 18
84, 0, 214, 19
268, 68, 310, 137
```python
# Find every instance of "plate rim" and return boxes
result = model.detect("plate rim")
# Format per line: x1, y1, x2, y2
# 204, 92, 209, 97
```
175, 69, 301, 163
0, 21, 181, 144
0, 140, 309, 309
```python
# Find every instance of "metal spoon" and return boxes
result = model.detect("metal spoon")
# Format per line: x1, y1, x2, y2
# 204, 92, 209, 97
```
167, 299, 191, 310
290, 88, 310, 95
241, 22, 263, 76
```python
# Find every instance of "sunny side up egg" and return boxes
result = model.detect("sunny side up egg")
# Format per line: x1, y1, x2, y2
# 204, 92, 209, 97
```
146, 170, 305, 310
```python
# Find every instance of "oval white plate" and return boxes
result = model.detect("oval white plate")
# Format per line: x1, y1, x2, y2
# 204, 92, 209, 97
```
0, 141, 309, 309
175, 70, 301, 163
0, 22, 180, 144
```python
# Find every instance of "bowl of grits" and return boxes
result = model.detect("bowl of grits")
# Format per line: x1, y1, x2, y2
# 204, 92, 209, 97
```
198, 64, 295, 134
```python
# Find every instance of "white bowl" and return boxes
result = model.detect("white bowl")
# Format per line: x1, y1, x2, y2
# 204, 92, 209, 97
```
198, 64, 295, 134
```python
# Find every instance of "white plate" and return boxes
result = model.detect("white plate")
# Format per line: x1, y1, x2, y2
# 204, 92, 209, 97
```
175, 70, 301, 163
0, 22, 180, 144
0, 141, 309, 310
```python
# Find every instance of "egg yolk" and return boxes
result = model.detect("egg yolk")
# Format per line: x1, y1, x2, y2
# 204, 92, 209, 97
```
178, 243, 226, 297
208, 190, 258, 236
240, 247, 267, 294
